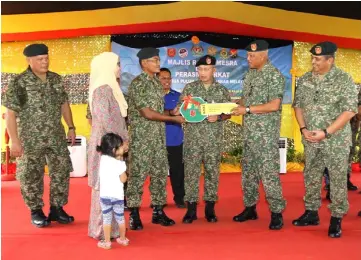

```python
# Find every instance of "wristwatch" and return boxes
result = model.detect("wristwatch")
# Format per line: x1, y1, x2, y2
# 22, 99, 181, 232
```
245, 106, 251, 114
323, 129, 331, 139
69, 126, 76, 131
300, 126, 307, 134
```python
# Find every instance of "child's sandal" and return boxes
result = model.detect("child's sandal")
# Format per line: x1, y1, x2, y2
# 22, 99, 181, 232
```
97, 240, 111, 249
116, 237, 129, 246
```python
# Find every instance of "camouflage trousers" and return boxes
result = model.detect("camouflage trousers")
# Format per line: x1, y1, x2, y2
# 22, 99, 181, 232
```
16, 145, 73, 210
241, 137, 286, 213
303, 143, 349, 218
126, 142, 169, 208
183, 138, 221, 203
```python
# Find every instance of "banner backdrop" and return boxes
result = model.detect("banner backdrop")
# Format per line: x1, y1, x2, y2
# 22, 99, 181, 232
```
111, 40, 293, 103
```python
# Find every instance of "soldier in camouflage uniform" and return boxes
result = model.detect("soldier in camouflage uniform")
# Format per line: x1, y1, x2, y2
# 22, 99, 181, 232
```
345, 89, 360, 189
3, 44, 75, 228
324, 89, 360, 199
178, 55, 231, 224
292, 41, 358, 238
126, 47, 184, 230
231, 40, 286, 230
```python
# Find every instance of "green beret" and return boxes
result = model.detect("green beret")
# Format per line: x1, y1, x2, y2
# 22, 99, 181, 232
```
137, 47, 160, 60
195, 55, 216, 67
310, 41, 337, 56
23, 43, 48, 57
245, 40, 269, 52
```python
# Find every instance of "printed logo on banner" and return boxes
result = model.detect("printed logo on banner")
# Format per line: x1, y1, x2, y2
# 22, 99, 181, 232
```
112, 40, 293, 104
229, 49, 238, 59
179, 48, 188, 58
191, 45, 204, 57
220, 48, 229, 59
207, 46, 217, 56
167, 48, 176, 57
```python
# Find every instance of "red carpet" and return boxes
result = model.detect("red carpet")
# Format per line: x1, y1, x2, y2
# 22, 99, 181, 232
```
2, 172, 361, 260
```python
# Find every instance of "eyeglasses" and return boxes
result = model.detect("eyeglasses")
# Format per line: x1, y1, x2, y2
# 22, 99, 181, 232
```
147, 59, 161, 64
117, 61, 121, 67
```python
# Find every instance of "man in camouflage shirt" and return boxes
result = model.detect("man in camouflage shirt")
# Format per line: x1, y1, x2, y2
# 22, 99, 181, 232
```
177, 55, 231, 224
126, 47, 184, 230
292, 41, 358, 238
231, 40, 286, 230
3, 44, 75, 228
324, 87, 360, 200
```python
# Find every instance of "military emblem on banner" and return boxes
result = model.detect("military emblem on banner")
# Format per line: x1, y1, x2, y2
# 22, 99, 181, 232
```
229, 49, 238, 58
207, 46, 217, 56
191, 35, 204, 57
167, 48, 176, 57
178, 48, 188, 58
220, 48, 229, 59
191, 45, 204, 57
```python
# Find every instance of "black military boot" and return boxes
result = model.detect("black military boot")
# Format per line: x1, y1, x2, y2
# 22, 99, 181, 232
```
48, 206, 74, 224
269, 213, 283, 230
233, 205, 258, 222
292, 210, 320, 226
328, 216, 342, 238
182, 202, 197, 224
347, 174, 358, 191
205, 201, 218, 223
129, 207, 143, 230
31, 208, 50, 228
152, 205, 175, 226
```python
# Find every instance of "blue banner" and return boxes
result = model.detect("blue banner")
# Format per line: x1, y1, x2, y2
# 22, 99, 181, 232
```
112, 40, 292, 103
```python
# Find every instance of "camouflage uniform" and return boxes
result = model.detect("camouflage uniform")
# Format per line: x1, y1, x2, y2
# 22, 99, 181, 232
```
242, 61, 286, 213
3, 67, 73, 210
293, 66, 358, 217
348, 86, 361, 172
126, 72, 168, 207
348, 116, 359, 174
179, 80, 230, 202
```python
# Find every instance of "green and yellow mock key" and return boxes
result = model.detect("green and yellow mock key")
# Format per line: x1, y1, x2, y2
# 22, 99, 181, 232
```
180, 95, 238, 122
